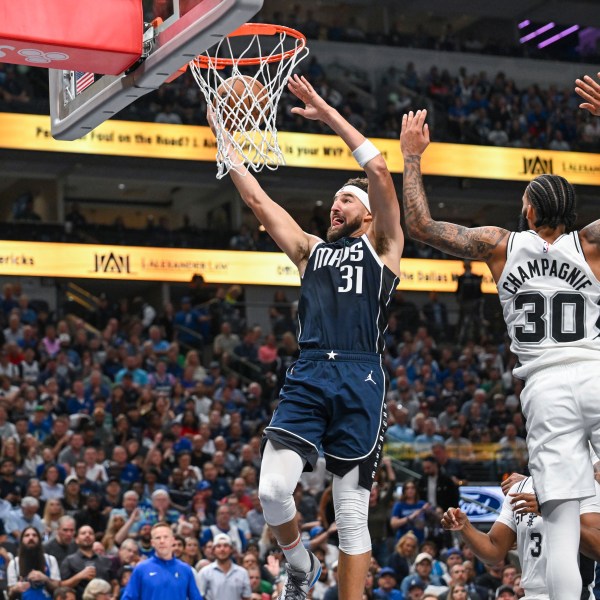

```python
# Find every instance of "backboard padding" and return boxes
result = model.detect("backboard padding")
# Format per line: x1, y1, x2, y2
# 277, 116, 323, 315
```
49, 0, 263, 140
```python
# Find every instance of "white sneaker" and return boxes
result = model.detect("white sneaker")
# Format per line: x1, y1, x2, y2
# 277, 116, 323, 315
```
279, 552, 321, 600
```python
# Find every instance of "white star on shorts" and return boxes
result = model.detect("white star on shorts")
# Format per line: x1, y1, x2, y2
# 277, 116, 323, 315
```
326, 350, 338, 360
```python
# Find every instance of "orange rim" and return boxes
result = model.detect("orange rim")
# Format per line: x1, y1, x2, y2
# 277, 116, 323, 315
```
193, 23, 306, 69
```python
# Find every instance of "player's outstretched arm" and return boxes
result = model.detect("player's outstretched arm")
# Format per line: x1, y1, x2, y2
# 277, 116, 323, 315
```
400, 110, 509, 276
441, 507, 515, 564
575, 72, 600, 116
289, 75, 403, 274
207, 109, 316, 273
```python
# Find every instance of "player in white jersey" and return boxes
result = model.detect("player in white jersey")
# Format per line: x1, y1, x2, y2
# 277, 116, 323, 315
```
441, 475, 600, 599
399, 72, 600, 600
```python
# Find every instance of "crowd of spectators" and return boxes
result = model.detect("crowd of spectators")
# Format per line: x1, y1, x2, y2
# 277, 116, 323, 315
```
1, 21, 599, 154
0, 274, 556, 600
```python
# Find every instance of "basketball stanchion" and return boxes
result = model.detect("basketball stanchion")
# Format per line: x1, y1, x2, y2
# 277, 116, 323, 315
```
187, 23, 309, 179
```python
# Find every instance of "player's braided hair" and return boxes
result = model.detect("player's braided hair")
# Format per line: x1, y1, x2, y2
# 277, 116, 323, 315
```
344, 177, 368, 193
525, 174, 577, 232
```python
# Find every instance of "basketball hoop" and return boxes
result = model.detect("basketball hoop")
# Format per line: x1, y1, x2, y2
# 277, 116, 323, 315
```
189, 23, 309, 179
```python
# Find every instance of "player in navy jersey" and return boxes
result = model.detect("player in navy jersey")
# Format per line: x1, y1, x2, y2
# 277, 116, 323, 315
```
208, 74, 403, 600
399, 74, 600, 600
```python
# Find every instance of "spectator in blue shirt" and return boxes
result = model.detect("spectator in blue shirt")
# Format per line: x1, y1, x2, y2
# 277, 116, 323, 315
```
115, 356, 149, 387
374, 568, 404, 600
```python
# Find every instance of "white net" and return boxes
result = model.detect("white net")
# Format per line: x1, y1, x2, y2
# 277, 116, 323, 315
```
189, 25, 309, 179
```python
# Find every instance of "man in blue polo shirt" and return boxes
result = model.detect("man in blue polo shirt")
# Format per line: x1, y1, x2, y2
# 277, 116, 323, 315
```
121, 522, 201, 600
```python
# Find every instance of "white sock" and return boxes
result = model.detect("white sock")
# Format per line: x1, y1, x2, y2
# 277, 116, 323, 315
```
281, 534, 311, 572
542, 498, 581, 600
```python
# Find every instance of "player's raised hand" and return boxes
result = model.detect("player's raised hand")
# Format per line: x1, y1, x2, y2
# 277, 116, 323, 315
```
441, 507, 468, 531
575, 73, 600, 116
510, 492, 540, 516
501, 472, 526, 496
400, 110, 430, 157
288, 75, 331, 121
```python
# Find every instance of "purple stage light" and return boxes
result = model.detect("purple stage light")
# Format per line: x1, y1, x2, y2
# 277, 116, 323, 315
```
537, 24, 580, 48
519, 22, 555, 43
518, 20, 531, 29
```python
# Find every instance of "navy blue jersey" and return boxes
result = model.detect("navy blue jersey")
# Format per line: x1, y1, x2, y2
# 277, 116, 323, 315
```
298, 234, 399, 353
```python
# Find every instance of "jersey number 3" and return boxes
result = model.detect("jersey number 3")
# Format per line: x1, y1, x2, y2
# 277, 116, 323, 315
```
338, 265, 363, 294
513, 291, 585, 343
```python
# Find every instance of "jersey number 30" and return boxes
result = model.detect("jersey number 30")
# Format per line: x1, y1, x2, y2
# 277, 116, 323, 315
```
513, 291, 585, 343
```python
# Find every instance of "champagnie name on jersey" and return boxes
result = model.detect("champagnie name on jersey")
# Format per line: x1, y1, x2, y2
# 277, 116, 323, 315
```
502, 258, 593, 295
312, 242, 364, 270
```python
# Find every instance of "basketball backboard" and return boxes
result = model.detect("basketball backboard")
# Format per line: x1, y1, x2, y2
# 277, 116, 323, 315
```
49, 0, 263, 141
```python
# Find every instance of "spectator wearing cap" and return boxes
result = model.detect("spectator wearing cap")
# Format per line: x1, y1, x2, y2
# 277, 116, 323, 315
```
200, 504, 247, 555
495, 585, 516, 599
102, 478, 123, 514
400, 553, 446, 597
405, 578, 426, 600
444, 423, 475, 463
29, 403, 54, 441
61, 476, 84, 514
198, 533, 251, 600
441, 547, 463, 581
304, 524, 339, 570
45, 515, 78, 564
417, 456, 460, 511
191, 479, 217, 524
374, 567, 403, 600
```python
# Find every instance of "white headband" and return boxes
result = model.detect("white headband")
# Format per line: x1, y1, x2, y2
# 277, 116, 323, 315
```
335, 185, 371, 213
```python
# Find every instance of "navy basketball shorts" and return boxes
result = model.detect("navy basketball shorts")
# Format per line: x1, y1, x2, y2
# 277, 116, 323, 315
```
263, 349, 388, 490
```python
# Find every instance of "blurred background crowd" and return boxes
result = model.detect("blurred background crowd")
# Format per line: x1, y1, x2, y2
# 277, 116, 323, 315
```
0, 275, 537, 600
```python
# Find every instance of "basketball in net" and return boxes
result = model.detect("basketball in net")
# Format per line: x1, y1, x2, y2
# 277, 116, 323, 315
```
189, 23, 309, 179
214, 75, 269, 131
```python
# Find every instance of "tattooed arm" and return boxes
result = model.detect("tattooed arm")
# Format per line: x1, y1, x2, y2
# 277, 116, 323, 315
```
400, 110, 509, 279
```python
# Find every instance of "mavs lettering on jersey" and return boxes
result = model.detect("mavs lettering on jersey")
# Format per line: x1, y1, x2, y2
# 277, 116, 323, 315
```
298, 234, 399, 353
498, 231, 600, 378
